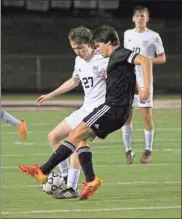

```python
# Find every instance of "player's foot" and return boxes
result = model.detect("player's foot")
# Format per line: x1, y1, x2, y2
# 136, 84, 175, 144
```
53, 187, 79, 199
125, 150, 135, 165
79, 177, 103, 200
18, 120, 27, 141
18, 163, 48, 184
140, 150, 152, 164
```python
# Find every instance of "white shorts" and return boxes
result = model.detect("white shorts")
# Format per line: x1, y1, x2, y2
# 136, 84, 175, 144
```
132, 91, 153, 108
65, 106, 91, 130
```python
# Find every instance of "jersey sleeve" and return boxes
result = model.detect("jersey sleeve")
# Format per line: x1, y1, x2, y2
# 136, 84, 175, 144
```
72, 58, 80, 79
126, 50, 138, 64
154, 34, 165, 55
123, 31, 128, 49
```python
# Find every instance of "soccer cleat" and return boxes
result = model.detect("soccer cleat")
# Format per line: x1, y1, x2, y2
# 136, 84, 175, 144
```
18, 163, 48, 184
125, 150, 135, 165
140, 150, 152, 164
79, 177, 103, 200
18, 120, 27, 141
53, 187, 79, 199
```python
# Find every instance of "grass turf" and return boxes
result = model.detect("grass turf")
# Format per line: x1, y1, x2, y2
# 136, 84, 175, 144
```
1, 109, 181, 218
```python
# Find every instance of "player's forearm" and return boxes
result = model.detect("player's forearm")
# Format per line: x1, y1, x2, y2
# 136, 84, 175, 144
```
141, 58, 152, 91
134, 55, 152, 91
136, 80, 140, 92
152, 54, 166, 64
48, 78, 78, 98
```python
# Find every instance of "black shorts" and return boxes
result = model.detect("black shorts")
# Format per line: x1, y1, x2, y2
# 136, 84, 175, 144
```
83, 103, 130, 139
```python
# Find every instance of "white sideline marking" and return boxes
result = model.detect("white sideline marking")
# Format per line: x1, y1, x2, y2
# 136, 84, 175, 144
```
1, 181, 181, 189
1, 149, 181, 157
1, 163, 180, 170
2, 138, 181, 147
1, 206, 181, 215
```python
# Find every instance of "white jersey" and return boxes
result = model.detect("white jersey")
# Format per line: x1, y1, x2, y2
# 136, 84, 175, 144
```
124, 28, 164, 88
73, 50, 109, 111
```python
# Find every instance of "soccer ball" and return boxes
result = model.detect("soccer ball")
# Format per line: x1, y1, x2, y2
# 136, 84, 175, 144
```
40, 171, 66, 195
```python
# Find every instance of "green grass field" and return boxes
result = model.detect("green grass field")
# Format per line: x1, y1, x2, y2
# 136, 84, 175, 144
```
1, 109, 181, 218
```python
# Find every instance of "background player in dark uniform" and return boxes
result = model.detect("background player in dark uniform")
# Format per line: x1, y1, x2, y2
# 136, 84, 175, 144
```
19, 25, 152, 200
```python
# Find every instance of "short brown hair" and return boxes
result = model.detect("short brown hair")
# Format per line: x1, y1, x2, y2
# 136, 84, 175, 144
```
68, 26, 93, 45
133, 6, 150, 16
93, 25, 120, 46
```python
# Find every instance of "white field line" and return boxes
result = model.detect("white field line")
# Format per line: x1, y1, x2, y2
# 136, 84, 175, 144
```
1, 181, 181, 189
2, 138, 181, 147
2, 127, 181, 135
1, 206, 181, 215
1, 163, 180, 170
1, 148, 181, 157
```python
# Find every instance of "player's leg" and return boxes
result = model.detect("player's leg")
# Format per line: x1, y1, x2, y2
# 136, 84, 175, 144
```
0, 110, 27, 141
19, 104, 115, 199
139, 107, 154, 163
136, 75, 154, 163
48, 119, 72, 178
19, 121, 96, 185
67, 152, 80, 190
48, 107, 89, 180
53, 142, 85, 199
121, 109, 135, 164
121, 94, 139, 164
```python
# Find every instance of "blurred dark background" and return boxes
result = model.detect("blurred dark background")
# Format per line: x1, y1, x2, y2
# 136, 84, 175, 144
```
1, 0, 182, 94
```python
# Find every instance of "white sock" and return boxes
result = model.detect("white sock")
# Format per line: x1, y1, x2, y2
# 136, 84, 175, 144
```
58, 159, 69, 177
67, 168, 80, 191
121, 124, 132, 152
0, 111, 20, 126
144, 129, 154, 152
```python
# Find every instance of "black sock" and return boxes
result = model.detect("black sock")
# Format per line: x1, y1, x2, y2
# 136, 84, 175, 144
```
77, 147, 95, 182
40, 141, 75, 175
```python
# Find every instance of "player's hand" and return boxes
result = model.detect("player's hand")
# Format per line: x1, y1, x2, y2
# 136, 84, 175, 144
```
138, 89, 150, 104
36, 94, 52, 105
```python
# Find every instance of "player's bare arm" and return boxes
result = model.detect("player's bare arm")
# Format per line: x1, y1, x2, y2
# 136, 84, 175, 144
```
152, 52, 166, 64
134, 54, 152, 102
36, 77, 80, 105
136, 79, 140, 93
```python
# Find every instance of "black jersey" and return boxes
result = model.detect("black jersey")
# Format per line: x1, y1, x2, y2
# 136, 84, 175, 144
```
105, 47, 138, 108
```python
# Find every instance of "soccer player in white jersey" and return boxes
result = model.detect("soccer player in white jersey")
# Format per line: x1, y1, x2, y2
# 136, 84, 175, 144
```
122, 6, 166, 164
36, 26, 108, 198
0, 110, 27, 141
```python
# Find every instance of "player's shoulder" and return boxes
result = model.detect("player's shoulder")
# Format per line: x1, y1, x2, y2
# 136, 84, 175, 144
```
93, 49, 103, 59
75, 55, 81, 61
92, 50, 109, 62
124, 28, 135, 35
147, 29, 160, 37
111, 47, 132, 59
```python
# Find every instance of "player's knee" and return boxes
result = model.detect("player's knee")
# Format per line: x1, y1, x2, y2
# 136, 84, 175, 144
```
48, 131, 61, 145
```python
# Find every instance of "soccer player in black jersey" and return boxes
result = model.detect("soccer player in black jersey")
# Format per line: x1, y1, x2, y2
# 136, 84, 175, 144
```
19, 25, 152, 200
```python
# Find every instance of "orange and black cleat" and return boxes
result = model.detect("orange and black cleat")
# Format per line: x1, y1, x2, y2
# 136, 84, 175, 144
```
19, 163, 48, 184
79, 177, 103, 200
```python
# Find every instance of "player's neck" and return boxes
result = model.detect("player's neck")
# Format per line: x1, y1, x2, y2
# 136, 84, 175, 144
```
85, 49, 95, 61
111, 45, 119, 54
135, 26, 147, 33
